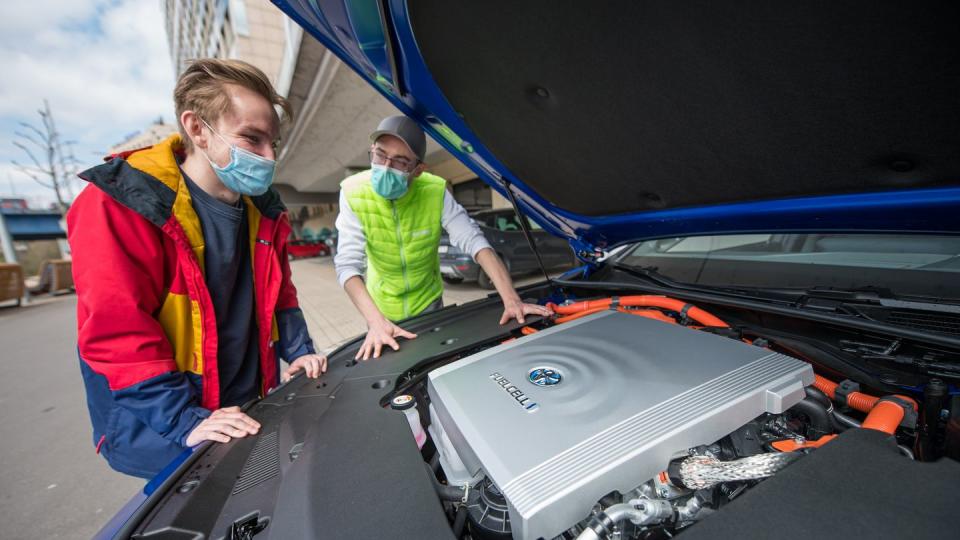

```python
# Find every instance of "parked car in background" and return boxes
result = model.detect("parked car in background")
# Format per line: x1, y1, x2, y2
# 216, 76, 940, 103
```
286, 239, 331, 260
440, 209, 574, 288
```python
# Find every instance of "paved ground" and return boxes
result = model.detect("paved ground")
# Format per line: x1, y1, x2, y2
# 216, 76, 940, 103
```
0, 296, 144, 540
0, 257, 545, 539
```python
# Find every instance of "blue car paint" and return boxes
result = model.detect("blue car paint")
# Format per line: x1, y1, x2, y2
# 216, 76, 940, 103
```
92, 490, 148, 540
92, 447, 196, 539
272, 0, 960, 260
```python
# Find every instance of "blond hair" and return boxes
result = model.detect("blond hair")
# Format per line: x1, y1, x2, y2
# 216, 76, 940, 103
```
174, 58, 293, 151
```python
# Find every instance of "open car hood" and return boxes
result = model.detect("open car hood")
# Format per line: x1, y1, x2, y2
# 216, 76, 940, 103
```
273, 0, 960, 256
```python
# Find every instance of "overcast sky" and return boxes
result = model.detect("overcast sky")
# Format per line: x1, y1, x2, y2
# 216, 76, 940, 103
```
0, 0, 176, 207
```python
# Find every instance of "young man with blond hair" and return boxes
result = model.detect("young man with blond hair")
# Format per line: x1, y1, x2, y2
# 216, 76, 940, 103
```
69, 59, 325, 478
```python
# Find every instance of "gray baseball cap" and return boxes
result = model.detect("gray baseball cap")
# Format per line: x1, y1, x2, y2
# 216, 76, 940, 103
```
370, 115, 426, 161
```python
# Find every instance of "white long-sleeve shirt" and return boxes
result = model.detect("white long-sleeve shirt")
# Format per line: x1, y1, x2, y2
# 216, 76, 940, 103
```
334, 188, 493, 287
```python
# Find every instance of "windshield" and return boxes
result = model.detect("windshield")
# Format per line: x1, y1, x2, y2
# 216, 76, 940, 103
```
616, 233, 960, 300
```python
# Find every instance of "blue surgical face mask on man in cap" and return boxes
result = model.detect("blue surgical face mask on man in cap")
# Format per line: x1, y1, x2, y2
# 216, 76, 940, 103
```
368, 116, 427, 200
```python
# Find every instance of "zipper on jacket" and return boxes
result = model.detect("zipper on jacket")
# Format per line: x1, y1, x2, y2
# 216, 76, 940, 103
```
392, 201, 411, 318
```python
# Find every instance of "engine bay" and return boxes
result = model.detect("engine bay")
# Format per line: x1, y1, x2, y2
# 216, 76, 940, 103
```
428, 310, 811, 540
393, 293, 956, 540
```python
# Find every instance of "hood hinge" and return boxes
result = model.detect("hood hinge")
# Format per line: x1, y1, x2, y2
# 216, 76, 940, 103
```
569, 237, 604, 264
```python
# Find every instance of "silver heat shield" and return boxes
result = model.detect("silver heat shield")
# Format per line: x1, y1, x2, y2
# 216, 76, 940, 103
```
427, 310, 813, 540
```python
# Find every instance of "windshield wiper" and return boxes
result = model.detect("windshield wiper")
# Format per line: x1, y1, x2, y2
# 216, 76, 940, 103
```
608, 262, 677, 287
608, 262, 793, 302
609, 262, 960, 326
798, 287, 960, 314
608, 266, 960, 320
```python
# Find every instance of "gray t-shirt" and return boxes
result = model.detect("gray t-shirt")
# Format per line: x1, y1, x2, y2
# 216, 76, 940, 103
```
183, 172, 260, 407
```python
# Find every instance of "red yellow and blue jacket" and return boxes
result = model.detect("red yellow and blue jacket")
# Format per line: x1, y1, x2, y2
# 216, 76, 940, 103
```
68, 134, 314, 478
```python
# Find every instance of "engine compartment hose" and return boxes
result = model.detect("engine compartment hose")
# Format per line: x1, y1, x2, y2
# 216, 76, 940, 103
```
833, 410, 862, 430
423, 463, 466, 501
804, 386, 833, 410
575, 500, 674, 540
813, 375, 918, 432
812, 374, 879, 413
862, 399, 913, 435
919, 379, 948, 460
452, 505, 468, 539
550, 295, 729, 327
788, 396, 834, 438
804, 386, 853, 432
677, 453, 800, 489
555, 306, 681, 325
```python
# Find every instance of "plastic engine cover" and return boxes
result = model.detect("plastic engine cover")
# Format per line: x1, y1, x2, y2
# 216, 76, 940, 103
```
427, 311, 813, 540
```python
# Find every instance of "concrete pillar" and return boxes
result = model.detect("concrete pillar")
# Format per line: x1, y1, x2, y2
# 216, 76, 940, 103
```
491, 190, 512, 210
0, 213, 17, 264
57, 217, 71, 260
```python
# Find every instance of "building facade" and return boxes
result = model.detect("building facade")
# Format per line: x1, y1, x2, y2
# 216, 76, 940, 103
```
108, 120, 178, 155
162, 1, 503, 223
163, 0, 288, 87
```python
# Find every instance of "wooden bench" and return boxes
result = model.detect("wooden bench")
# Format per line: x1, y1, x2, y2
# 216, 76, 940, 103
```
29, 259, 74, 296
0, 263, 25, 307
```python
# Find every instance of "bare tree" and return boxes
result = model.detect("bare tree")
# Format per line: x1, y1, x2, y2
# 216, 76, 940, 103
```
10, 100, 74, 212
57, 140, 83, 200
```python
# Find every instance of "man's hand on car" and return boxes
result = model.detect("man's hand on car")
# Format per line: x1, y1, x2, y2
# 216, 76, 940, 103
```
185, 406, 261, 447
500, 295, 553, 325
282, 353, 329, 382
357, 316, 418, 360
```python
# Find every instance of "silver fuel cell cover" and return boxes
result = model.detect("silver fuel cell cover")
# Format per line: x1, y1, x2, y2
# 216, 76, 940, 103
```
427, 310, 813, 540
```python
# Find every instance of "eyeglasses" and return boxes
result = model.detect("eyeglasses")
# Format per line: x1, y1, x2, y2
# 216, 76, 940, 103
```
369, 148, 418, 172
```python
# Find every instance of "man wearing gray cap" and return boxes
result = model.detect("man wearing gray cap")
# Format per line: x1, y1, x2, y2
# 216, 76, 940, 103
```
334, 115, 552, 360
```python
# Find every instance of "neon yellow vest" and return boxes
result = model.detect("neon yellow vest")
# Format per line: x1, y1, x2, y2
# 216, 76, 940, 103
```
342, 169, 446, 321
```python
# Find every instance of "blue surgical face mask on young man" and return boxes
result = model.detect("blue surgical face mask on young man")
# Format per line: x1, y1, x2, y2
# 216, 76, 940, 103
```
371, 164, 410, 200
200, 118, 276, 196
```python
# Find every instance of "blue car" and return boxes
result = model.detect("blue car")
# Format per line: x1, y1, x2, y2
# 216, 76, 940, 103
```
100, 2, 960, 539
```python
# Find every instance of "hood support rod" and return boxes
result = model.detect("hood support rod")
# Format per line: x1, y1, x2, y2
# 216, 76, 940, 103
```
502, 180, 552, 285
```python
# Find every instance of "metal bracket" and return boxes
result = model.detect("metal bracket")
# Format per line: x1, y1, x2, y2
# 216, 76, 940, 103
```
569, 237, 604, 264
229, 512, 269, 540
